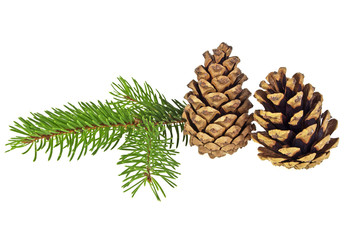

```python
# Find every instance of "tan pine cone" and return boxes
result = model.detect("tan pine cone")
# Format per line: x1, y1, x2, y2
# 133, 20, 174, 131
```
252, 67, 339, 169
182, 43, 255, 158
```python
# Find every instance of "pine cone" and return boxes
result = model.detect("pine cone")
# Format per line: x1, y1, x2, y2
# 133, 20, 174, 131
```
182, 43, 255, 158
252, 67, 339, 169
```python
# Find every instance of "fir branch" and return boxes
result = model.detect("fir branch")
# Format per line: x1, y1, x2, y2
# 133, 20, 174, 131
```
7, 78, 186, 160
118, 118, 180, 201
7, 77, 186, 200
7, 101, 185, 161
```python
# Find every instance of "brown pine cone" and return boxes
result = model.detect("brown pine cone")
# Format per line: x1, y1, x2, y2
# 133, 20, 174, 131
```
182, 43, 255, 158
252, 67, 339, 169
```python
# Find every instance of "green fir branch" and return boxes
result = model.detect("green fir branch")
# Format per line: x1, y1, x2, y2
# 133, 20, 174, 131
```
118, 118, 180, 201
6, 77, 187, 200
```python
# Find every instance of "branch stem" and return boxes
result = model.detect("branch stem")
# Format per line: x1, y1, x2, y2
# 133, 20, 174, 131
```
21, 119, 185, 145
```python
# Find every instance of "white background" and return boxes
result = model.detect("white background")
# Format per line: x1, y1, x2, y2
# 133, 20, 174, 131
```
0, 1, 343, 239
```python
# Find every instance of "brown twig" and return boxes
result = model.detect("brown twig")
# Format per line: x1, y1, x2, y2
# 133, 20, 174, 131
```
144, 137, 152, 183
124, 95, 137, 102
